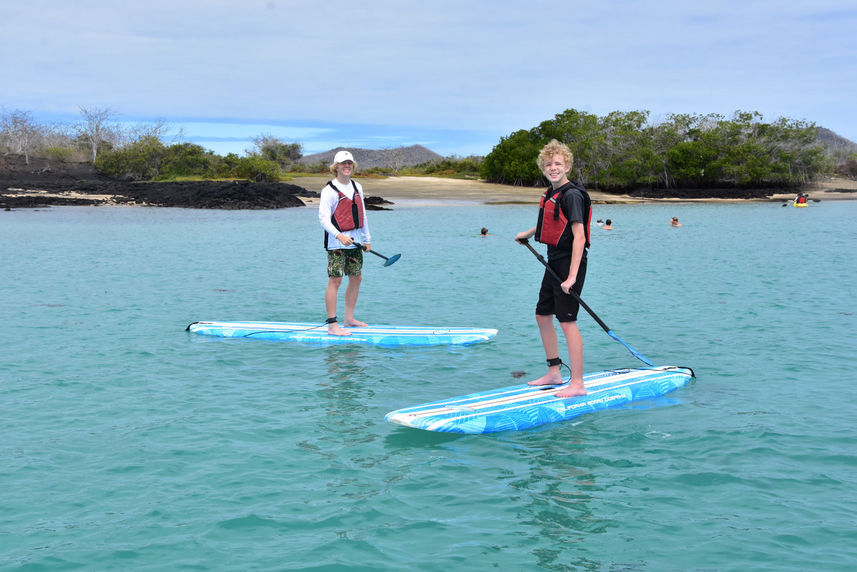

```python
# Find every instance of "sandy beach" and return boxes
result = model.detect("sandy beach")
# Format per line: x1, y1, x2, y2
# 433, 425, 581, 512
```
291, 175, 857, 206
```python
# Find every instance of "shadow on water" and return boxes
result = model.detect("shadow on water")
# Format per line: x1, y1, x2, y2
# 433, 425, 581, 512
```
504, 428, 613, 570
317, 346, 376, 437
383, 426, 465, 448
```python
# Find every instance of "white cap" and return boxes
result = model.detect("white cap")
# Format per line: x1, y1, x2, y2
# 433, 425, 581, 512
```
334, 150, 354, 163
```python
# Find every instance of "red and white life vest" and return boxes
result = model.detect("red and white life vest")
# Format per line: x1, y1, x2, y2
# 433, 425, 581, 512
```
534, 184, 591, 248
328, 180, 364, 231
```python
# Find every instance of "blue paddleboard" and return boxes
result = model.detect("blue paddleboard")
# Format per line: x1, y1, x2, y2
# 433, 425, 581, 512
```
385, 366, 694, 433
186, 321, 498, 347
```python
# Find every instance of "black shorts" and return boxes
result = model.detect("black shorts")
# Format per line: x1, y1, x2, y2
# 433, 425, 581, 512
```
535, 254, 587, 322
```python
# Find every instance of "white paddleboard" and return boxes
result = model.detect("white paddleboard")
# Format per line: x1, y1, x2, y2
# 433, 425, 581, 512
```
385, 366, 694, 433
186, 320, 498, 347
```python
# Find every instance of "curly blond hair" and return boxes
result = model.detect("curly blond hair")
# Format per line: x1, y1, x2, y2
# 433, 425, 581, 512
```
537, 139, 573, 170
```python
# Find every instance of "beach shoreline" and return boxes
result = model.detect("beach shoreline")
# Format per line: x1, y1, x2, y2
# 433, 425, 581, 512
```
290, 174, 857, 206
5, 175, 855, 210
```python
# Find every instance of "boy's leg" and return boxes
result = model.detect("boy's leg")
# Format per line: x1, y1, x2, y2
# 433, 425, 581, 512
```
325, 275, 341, 318
555, 320, 586, 397
342, 249, 367, 327
527, 314, 564, 386
343, 274, 367, 327
325, 276, 351, 336
326, 251, 352, 336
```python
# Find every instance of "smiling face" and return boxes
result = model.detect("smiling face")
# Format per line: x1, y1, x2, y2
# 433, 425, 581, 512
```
541, 153, 571, 188
336, 160, 354, 181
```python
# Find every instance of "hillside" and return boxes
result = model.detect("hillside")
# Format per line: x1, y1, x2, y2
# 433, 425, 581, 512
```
299, 145, 443, 170
817, 127, 857, 157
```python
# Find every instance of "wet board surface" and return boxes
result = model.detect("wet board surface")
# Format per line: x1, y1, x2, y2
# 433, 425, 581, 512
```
186, 321, 498, 347
385, 366, 694, 434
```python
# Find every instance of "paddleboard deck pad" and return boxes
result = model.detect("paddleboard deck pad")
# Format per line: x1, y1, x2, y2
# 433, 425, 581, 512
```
385, 365, 694, 434
186, 321, 498, 347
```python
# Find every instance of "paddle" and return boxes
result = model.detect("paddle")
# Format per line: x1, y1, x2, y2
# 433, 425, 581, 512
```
354, 243, 401, 267
518, 238, 654, 366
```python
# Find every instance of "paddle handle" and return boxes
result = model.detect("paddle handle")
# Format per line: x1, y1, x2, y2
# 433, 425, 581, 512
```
353, 242, 387, 260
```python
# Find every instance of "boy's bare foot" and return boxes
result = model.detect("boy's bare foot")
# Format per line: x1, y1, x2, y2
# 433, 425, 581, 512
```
327, 323, 352, 336
527, 371, 563, 386
555, 381, 587, 398
343, 319, 368, 327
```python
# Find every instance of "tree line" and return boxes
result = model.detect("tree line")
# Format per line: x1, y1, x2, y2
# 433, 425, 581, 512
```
4, 105, 852, 186
480, 109, 835, 189
0, 105, 486, 182
1, 106, 163, 166
95, 133, 304, 182
0, 107, 303, 182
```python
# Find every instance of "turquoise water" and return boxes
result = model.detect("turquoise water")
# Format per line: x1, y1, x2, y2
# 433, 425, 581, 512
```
2, 199, 856, 570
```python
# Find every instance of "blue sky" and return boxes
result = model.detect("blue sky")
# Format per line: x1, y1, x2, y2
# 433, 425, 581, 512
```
2, 0, 855, 157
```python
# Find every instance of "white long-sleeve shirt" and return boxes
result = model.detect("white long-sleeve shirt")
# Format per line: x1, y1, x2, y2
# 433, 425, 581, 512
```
318, 178, 371, 250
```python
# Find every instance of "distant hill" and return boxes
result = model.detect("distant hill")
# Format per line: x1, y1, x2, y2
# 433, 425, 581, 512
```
299, 145, 444, 170
817, 127, 857, 158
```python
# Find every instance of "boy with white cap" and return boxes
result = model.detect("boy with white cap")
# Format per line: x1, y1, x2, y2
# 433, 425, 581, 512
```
318, 150, 372, 336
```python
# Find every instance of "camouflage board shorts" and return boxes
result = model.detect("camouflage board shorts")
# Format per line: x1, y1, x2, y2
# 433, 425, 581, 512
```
327, 248, 363, 277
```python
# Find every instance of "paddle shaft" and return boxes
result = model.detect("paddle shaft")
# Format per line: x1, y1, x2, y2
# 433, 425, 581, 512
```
354, 243, 391, 261
519, 238, 654, 366
518, 239, 610, 332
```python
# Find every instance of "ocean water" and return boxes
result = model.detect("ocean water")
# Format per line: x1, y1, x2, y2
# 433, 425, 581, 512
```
1, 198, 855, 571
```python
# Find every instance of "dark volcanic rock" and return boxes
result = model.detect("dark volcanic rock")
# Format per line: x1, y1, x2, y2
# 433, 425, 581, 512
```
0, 154, 320, 210
2, 194, 102, 209
114, 180, 310, 209
365, 195, 394, 211
623, 187, 780, 200
1, 178, 315, 210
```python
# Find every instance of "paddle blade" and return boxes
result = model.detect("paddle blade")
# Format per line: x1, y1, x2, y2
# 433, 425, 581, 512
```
608, 330, 654, 366
383, 253, 401, 267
